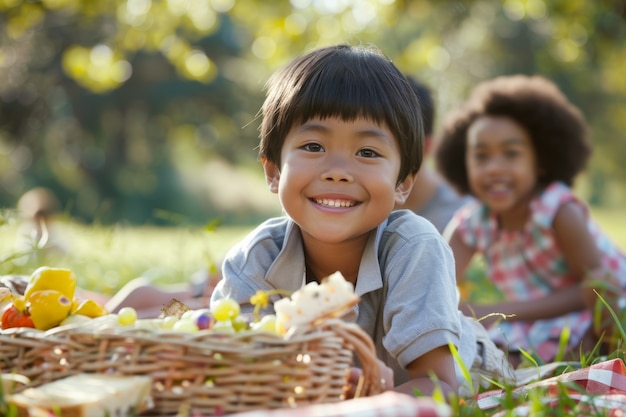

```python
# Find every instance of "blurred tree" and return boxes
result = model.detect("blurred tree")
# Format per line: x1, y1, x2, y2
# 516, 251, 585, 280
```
0, 0, 625, 224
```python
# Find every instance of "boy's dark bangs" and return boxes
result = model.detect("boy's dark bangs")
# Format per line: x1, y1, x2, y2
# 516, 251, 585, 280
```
292, 59, 396, 126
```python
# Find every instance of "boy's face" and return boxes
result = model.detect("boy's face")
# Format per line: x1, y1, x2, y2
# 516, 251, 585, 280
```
263, 116, 414, 245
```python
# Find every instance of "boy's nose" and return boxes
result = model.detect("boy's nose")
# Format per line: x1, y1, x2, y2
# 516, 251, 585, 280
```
321, 156, 354, 183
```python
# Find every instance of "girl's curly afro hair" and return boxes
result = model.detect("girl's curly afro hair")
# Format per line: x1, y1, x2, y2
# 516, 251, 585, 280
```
435, 75, 591, 195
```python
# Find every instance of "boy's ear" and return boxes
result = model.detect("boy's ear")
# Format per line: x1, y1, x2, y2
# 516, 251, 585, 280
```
394, 174, 416, 205
262, 157, 280, 194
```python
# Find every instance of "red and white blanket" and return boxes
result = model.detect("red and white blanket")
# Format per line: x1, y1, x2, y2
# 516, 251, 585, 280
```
229, 358, 626, 417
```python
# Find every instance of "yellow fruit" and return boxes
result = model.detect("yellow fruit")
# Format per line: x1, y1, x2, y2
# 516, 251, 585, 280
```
71, 299, 108, 318
12, 296, 27, 312
28, 289, 73, 330
24, 267, 76, 301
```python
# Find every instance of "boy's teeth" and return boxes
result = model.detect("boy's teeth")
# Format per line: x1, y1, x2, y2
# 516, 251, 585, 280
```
315, 198, 355, 208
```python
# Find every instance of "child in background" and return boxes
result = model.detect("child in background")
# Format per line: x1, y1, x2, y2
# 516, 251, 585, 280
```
395, 77, 473, 233
435, 74, 626, 366
210, 44, 514, 398
15, 187, 67, 260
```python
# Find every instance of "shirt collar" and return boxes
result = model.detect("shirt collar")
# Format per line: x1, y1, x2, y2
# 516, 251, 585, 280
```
265, 218, 385, 296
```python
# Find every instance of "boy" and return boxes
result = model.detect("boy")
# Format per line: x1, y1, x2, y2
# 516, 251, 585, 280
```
211, 44, 513, 398
394, 77, 473, 233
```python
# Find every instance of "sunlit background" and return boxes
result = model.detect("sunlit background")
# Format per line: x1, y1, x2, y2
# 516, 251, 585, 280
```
1, 0, 625, 226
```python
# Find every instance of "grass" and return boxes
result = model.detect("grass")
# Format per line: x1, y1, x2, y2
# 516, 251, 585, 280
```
1, 206, 625, 415
0, 218, 253, 296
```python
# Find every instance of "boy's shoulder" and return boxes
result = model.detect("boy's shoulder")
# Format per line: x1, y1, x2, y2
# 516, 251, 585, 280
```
229, 217, 291, 253
386, 209, 443, 237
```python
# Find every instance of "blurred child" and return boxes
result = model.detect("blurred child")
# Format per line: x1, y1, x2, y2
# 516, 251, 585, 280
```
15, 187, 67, 259
211, 44, 514, 398
435, 74, 626, 366
395, 77, 473, 233
105, 266, 221, 318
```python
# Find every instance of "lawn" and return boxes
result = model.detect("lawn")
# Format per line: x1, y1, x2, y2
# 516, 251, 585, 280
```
1, 206, 624, 297
1, 207, 625, 416
0, 220, 254, 296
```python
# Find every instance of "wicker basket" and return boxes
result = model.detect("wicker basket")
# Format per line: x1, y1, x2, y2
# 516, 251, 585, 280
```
0, 318, 382, 416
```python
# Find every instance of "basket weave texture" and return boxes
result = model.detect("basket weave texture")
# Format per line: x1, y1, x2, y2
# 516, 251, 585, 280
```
1, 318, 382, 416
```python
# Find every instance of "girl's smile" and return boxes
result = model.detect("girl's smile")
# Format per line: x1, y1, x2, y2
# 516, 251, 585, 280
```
466, 115, 540, 229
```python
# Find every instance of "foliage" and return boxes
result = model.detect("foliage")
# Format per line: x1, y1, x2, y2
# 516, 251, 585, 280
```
0, 1, 625, 225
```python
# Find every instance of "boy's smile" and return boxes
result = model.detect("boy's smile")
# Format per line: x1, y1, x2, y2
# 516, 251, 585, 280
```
263, 116, 413, 246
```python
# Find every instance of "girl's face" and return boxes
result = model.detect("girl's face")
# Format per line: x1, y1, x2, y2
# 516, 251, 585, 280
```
466, 115, 540, 227
263, 116, 413, 245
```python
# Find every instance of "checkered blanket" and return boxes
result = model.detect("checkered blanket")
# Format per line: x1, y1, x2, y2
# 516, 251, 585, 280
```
478, 358, 626, 415
229, 359, 626, 417
229, 391, 451, 417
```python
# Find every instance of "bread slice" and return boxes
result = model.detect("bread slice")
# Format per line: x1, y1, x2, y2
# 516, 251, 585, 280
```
275, 271, 360, 332
8, 374, 152, 417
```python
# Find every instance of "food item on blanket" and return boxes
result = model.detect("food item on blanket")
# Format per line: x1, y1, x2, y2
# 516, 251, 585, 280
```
7, 374, 152, 417
274, 271, 360, 333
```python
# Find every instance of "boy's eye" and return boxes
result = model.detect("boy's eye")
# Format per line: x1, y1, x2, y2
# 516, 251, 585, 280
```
302, 143, 324, 152
357, 149, 380, 158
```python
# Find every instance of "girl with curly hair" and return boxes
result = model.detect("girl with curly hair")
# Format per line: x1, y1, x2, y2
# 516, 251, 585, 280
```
436, 74, 626, 366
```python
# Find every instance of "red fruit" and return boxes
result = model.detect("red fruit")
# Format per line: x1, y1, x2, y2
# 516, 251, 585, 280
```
1, 304, 35, 330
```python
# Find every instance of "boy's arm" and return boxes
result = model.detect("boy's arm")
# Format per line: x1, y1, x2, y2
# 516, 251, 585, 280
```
394, 345, 457, 399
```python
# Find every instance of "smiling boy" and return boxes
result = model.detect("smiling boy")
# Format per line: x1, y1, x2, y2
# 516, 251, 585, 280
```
211, 44, 513, 398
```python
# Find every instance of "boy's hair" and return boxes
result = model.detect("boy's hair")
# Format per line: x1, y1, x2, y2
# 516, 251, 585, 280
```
259, 44, 423, 184
435, 75, 591, 195
406, 77, 434, 137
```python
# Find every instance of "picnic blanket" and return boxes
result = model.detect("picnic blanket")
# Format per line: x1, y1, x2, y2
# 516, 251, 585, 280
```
478, 358, 626, 416
228, 359, 626, 417
228, 391, 451, 417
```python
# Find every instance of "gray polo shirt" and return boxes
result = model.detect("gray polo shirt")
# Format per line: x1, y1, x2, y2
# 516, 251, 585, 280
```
211, 210, 475, 385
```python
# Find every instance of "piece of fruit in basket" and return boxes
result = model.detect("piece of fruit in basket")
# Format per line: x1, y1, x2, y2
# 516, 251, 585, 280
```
28, 289, 73, 330
210, 297, 241, 321
6, 373, 153, 417
118, 306, 138, 326
23, 266, 76, 301
71, 298, 109, 318
250, 314, 280, 333
1, 304, 34, 329
274, 271, 360, 332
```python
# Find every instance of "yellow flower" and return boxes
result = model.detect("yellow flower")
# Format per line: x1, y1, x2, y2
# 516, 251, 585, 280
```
250, 290, 270, 309
249, 289, 292, 322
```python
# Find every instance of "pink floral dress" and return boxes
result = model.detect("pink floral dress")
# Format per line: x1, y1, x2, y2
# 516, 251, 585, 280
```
453, 182, 626, 362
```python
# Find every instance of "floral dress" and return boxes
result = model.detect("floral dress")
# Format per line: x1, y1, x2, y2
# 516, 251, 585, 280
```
453, 182, 626, 361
